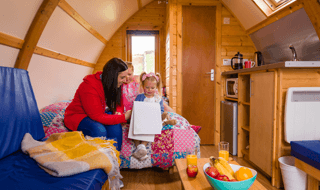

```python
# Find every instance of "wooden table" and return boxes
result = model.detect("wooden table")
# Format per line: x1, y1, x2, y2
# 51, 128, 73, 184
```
295, 158, 320, 190
175, 158, 267, 190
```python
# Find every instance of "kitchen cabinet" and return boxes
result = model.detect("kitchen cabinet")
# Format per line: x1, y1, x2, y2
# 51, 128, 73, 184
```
221, 63, 320, 188
249, 72, 274, 176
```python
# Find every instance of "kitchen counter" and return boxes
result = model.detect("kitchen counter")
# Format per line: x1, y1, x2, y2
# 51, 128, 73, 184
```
222, 61, 320, 75
220, 66, 320, 188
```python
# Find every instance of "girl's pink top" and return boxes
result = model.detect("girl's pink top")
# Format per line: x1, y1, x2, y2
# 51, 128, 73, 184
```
122, 78, 140, 112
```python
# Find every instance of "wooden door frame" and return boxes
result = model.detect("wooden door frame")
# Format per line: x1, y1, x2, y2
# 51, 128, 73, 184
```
126, 30, 160, 74
176, 3, 222, 145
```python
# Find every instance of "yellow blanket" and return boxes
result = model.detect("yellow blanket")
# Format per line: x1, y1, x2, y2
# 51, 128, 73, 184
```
21, 131, 122, 190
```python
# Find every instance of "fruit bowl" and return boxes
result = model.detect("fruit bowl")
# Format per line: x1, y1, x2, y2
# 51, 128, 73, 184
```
203, 163, 257, 190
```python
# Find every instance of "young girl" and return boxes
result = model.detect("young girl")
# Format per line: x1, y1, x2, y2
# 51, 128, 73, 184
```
132, 72, 164, 160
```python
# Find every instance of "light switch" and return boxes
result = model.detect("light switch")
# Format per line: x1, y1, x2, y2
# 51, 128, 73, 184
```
223, 17, 230, 24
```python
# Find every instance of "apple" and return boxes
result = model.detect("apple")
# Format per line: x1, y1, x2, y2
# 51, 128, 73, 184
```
216, 174, 230, 181
206, 166, 219, 178
187, 165, 198, 177
229, 179, 237, 182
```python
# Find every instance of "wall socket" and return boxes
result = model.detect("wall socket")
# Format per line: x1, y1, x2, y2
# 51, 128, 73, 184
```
223, 59, 231, 65
223, 59, 249, 66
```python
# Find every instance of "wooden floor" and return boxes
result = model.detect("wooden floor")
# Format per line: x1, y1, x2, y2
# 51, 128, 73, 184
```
120, 145, 283, 190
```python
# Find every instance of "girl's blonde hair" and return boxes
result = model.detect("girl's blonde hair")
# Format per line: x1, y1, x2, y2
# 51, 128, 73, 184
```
140, 72, 162, 93
125, 62, 134, 71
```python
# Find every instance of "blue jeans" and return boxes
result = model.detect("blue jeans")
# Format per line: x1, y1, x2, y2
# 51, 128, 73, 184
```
78, 116, 123, 151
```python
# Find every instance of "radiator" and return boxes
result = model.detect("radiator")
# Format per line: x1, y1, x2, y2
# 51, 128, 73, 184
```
284, 87, 320, 143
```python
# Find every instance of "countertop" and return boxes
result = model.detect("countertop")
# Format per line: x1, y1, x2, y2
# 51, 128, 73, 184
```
222, 62, 320, 75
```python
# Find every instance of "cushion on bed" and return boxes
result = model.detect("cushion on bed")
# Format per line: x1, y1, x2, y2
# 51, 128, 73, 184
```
190, 125, 202, 134
0, 151, 107, 190
291, 140, 320, 170
0, 67, 45, 160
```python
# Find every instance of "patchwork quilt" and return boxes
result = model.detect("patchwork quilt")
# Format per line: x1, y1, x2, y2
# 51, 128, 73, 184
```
39, 101, 201, 170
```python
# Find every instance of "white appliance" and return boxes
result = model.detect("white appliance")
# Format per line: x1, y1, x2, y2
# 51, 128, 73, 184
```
226, 78, 238, 98
284, 87, 320, 143
220, 101, 238, 155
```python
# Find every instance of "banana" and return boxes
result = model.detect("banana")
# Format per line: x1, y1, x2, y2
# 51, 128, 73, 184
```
218, 157, 234, 176
209, 156, 235, 180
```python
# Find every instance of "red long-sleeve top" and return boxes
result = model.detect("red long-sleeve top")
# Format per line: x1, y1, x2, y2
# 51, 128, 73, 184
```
64, 71, 126, 131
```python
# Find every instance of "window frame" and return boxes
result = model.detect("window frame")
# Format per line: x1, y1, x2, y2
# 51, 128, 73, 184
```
263, 0, 290, 10
253, 0, 297, 16
126, 30, 160, 75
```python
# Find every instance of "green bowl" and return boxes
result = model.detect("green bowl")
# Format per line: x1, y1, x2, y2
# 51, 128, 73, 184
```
203, 163, 257, 190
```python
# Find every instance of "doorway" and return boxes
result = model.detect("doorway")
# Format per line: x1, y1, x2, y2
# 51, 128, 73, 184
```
182, 6, 216, 144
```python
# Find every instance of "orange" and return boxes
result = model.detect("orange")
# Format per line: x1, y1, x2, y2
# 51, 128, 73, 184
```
234, 167, 253, 181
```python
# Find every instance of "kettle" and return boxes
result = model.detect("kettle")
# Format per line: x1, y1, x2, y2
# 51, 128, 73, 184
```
254, 51, 264, 66
231, 52, 243, 70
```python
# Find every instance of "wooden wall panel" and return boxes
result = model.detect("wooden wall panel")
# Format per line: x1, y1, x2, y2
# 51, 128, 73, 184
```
94, 0, 167, 85
220, 6, 256, 73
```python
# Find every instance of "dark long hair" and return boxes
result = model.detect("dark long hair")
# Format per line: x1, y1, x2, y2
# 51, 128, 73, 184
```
101, 58, 128, 112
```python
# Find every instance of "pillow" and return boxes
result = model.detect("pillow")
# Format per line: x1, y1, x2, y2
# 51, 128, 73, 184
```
40, 112, 57, 126
44, 110, 69, 138
190, 125, 202, 134
167, 112, 191, 130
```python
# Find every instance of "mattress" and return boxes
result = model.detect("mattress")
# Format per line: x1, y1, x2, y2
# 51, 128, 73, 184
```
0, 151, 108, 190
291, 140, 320, 170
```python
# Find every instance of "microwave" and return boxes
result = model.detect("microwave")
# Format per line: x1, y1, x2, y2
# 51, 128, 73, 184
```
226, 78, 238, 98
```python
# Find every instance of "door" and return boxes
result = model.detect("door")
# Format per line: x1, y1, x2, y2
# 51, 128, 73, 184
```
249, 72, 275, 176
182, 6, 216, 144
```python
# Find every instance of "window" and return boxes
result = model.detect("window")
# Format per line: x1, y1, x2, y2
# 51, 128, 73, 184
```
126, 30, 159, 76
253, 0, 296, 16
264, 0, 290, 10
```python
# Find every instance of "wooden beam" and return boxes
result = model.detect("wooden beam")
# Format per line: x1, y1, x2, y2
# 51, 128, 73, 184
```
137, 0, 142, 9
0, 32, 24, 49
177, 4, 182, 115
34, 46, 95, 68
1, 32, 95, 68
178, 0, 220, 6
14, 0, 60, 70
58, 0, 108, 44
246, 1, 303, 34
299, 0, 320, 40
214, 3, 222, 145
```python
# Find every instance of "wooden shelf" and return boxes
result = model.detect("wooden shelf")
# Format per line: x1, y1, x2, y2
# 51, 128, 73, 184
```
224, 97, 238, 102
241, 126, 250, 132
242, 101, 250, 106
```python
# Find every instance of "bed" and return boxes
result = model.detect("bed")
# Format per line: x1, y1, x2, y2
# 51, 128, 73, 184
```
39, 101, 201, 170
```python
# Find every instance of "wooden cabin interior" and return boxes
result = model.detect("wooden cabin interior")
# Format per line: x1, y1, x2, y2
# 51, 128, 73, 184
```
1, 0, 320, 189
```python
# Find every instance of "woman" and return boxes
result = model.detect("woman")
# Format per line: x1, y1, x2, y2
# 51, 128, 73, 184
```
64, 57, 132, 152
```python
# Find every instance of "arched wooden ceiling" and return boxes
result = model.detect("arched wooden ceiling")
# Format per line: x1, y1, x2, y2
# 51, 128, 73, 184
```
2, 0, 319, 71
6, 0, 154, 70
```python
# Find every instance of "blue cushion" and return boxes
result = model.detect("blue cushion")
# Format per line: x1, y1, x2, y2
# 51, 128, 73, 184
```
0, 67, 45, 159
0, 151, 108, 190
291, 140, 320, 170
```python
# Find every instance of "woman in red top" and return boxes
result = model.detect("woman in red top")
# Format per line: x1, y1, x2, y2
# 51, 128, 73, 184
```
64, 58, 132, 152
